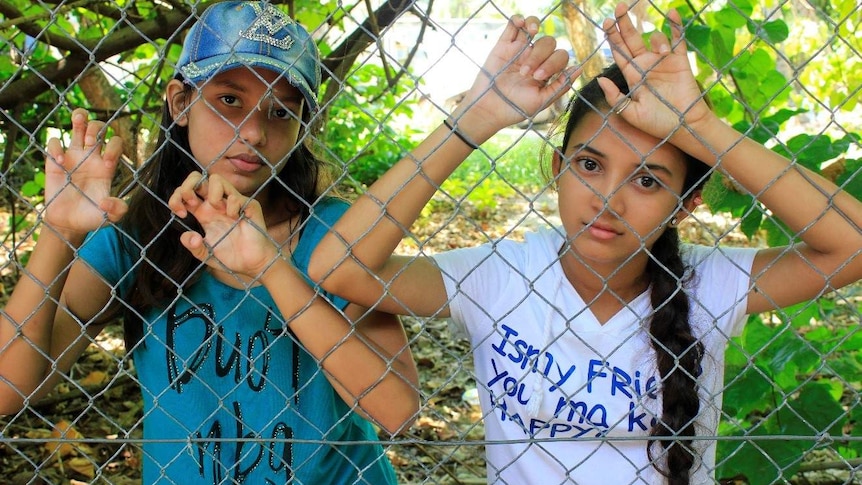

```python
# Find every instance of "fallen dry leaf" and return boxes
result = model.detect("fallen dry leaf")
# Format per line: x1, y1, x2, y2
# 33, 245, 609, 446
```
67, 456, 96, 479
79, 370, 109, 387
45, 420, 83, 458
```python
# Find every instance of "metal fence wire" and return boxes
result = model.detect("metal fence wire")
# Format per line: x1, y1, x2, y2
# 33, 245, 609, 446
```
1, 0, 861, 484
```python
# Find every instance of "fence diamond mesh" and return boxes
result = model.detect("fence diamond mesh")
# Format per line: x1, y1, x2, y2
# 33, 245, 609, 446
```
1, 0, 861, 484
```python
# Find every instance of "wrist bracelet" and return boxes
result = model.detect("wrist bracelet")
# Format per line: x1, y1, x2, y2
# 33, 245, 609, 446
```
442, 118, 479, 151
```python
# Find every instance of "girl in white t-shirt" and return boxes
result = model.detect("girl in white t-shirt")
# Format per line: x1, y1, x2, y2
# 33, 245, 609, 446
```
311, 3, 862, 484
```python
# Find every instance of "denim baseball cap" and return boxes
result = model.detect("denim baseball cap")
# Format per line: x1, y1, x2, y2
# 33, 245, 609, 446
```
176, 1, 321, 113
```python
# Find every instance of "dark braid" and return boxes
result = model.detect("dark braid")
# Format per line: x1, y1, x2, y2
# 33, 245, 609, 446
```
550, 64, 713, 483
646, 228, 703, 484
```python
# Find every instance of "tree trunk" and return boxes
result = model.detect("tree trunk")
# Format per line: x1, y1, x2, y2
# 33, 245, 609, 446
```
561, 0, 603, 80
561, 0, 647, 80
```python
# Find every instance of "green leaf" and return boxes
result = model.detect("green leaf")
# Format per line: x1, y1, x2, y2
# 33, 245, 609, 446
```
773, 133, 846, 170
760, 20, 790, 43
710, 27, 736, 68
737, 120, 777, 145
716, 6, 749, 29
685, 25, 712, 53
0, 56, 14, 76
722, 366, 774, 419
716, 428, 792, 485
721, 383, 845, 485
827, 354, 862, 385
763, 216, 795, 246
837, 159, 862, 202
21, 172, 45, 197
768, 336, 818, 389
781, 301, 821, 330
761, 108, 807, 127
757, 69, 790, 103
708, 88, 742, 121
739, 207, 763, 239
729, 0, 755, 17
779, 383, 845, 437
703, 175, 757, 219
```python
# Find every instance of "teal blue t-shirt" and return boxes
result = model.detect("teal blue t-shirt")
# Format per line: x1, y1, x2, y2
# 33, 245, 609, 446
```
79, 198, 397, 485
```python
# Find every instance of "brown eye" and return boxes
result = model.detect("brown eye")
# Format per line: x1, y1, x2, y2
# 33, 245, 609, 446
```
577, 158, 600, 172
220, 95, 240, 107
269, 99, 302, 121
639, 176, 656, 188
632, 175, 661, 191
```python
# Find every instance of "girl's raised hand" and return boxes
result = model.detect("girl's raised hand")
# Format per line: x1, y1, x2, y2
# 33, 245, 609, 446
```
601, 3, 714, 138
457, 15, 576, 133
169, 173, 278, 280
43, 108, 127, 237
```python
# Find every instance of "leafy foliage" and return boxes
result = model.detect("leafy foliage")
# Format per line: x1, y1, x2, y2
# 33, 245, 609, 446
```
324, 63, 424, 187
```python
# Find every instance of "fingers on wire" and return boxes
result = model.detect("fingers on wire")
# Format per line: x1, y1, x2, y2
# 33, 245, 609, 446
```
169, 172, 204, 217
668, 9, 686, 55
102, 136, 124, 167
602, 18, 629, 71
504, 14, 539, 43
179, 231, 207, 260
45, 137, 64, 166
69, 109, 107, 152
525, 36, 563, 81
225, 194, 244, 221
68, 109, 123, 170
501, 14, 527, 42
596, 76, 626, 112
521, 16, 541, 38
649, 31, 671, 55
101, 197, 129, 223
68, 109, 88, 149
239, 198, 264, 227
84, 118, 106, 149
604, 3, 642, 63
202, 175, 227, 210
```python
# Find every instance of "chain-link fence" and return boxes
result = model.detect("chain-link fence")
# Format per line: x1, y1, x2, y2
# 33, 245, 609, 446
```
2, 0, 861, 484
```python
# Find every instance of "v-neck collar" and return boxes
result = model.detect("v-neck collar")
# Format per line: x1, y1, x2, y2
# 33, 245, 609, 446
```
531, 227, 653, 333
552, 267, 652, 332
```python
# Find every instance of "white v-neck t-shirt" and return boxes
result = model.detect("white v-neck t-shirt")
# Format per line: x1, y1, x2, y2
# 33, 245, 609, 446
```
432, 227, 756, 484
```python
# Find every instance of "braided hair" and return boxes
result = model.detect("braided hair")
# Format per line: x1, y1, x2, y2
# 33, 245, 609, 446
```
556, 64, 712, 483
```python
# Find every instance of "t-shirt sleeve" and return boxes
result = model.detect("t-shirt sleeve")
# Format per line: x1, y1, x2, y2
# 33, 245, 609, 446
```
292, 197, 351, 312
684, 244, 758, 337
431, 242, 509, 340
77, 225, 138, 297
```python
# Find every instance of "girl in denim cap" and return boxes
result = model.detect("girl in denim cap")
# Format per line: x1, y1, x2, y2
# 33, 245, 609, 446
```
0, 2, 419, 483
310, 3, 862, 484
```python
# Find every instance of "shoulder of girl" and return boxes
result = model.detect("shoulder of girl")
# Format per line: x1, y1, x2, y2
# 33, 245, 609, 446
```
313, 195, 350, 218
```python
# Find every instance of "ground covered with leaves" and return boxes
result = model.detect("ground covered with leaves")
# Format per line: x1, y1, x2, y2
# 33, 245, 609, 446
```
0, 193, 857, 484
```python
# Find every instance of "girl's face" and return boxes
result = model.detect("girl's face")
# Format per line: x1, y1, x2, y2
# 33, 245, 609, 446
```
168, 67, 304, 198
553, 112, 694, 270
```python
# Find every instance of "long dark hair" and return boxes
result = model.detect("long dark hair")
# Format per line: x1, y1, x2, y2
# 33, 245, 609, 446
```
558, 64, 712, 484
117, 76, 332, 349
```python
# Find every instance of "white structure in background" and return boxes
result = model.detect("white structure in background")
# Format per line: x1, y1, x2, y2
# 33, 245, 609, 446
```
379, 16, 612, 125
383, 17, 510, 110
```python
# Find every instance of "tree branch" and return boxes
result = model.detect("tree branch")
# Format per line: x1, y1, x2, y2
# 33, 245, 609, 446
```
321, 0, 416, 83
0, 9, 190, 109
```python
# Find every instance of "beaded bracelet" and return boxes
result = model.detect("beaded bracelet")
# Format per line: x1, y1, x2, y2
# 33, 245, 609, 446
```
442, 118, 479, 151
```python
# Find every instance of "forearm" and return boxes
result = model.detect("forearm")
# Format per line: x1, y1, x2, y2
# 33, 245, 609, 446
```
262, 260, 419, 434
311, 117, 485, 291
679, 117, 862, 266
0, 229, 82, 411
